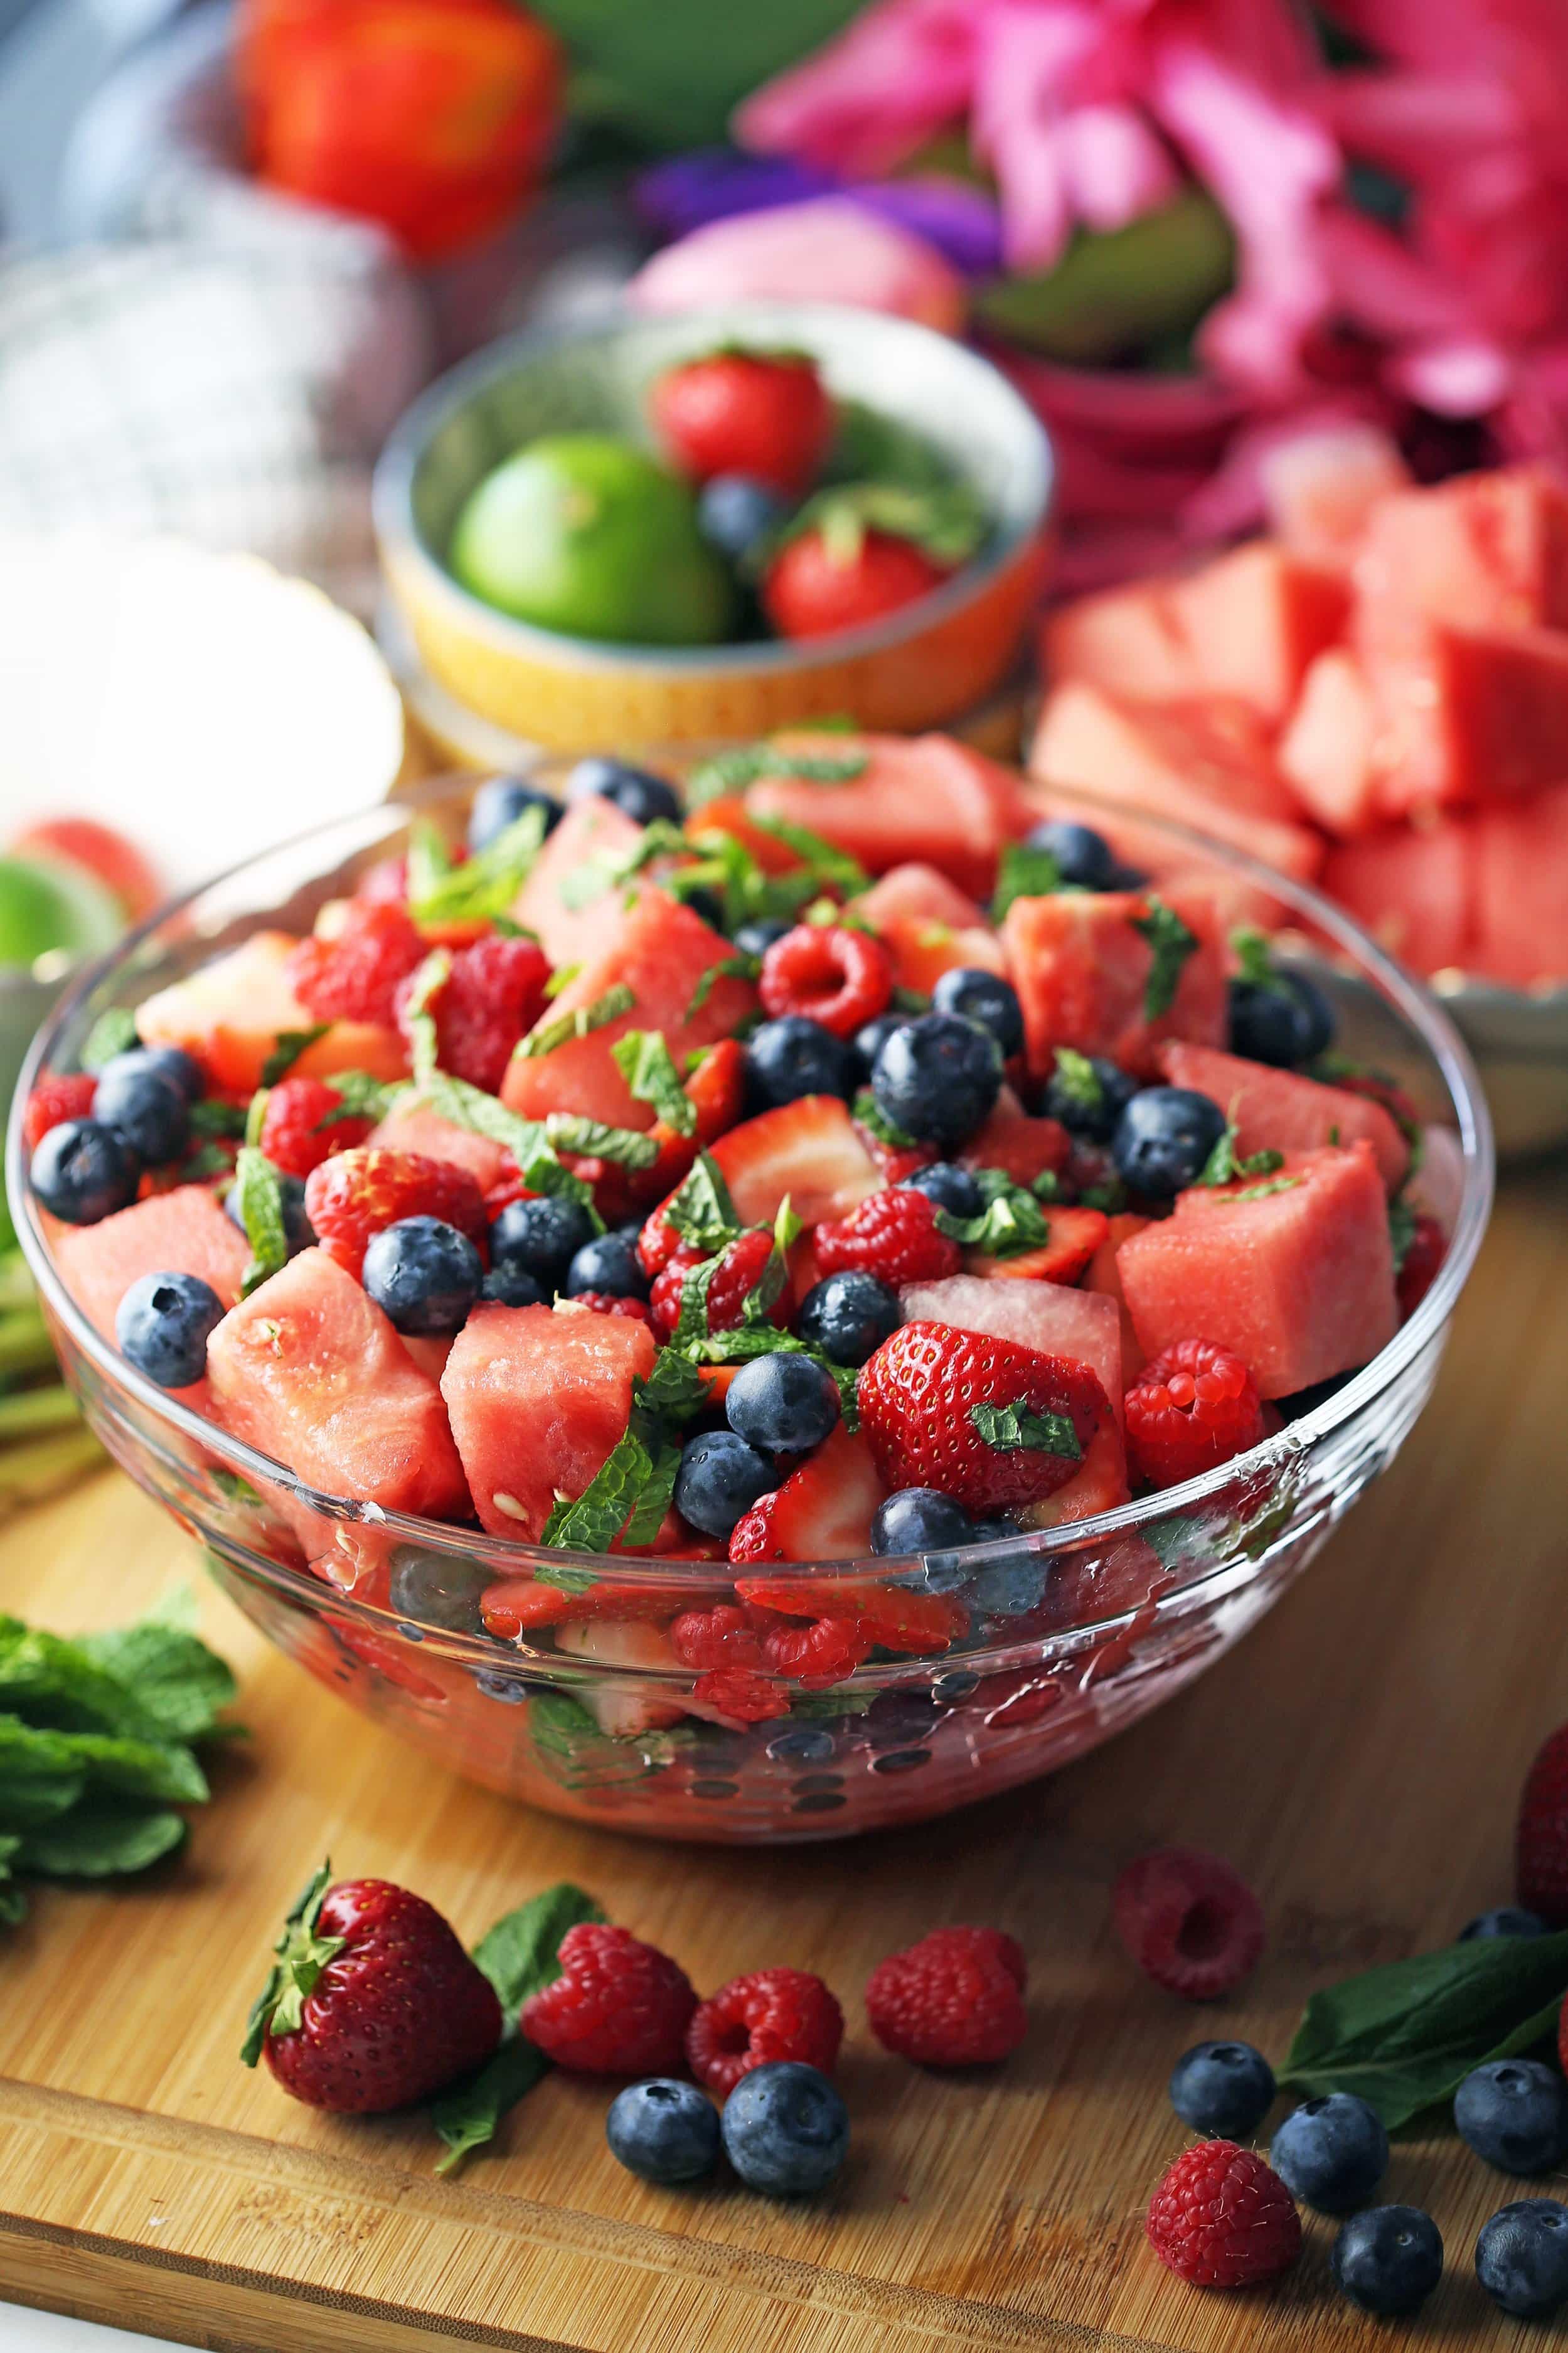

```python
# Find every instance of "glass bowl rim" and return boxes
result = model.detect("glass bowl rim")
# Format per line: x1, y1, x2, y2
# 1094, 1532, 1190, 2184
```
8, 773, 1495, 1586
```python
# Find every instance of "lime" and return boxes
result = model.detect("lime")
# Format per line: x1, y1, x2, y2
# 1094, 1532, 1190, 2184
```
449, 433, 735, 647
0, 855, 124, 973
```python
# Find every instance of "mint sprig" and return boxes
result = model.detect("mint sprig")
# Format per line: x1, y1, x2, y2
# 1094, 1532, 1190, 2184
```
80, 1007, 139, 1073
992, 840, 1063, 922
407, 806, 548, 925
232, 1147, 289, 1296
1133, 895, 1199, 1020
969, 1400, 1082, 1461
516, 983, 635, 1061
936, 1168, 1052, 1257
1197, 1120, 1286, 1189
542, 1115, 658, 1171
612, 1031, 697, 1136
684, 742, 868, 810
663, 1152, 743, 1253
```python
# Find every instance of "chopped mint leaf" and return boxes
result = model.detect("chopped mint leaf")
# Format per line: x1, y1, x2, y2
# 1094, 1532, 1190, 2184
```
415, 1070, 602, 1231
311, 1069, 401, 1127
621, 1439, 682, 1548
558, 818, 689, 912
541, 1115, 658, 1171
1032, 1169, 1062, 1201
970, 1400, 1082, 1461
543, 962, 582, 999
1230, 1175, 1304, 1203
408, 805, 548, 925
671, 1255, 722, 1349
1230, 925, 1291, 994
1133, 896, 1199, 1020
663, 1152, 742, 1253
738, 1199, 801, 1326
402, 949, 451, 1087
539, 1344, 713, 1555
890, 986, 931, 1014
744, 812, 868, 898
1078, 1178, 1128, 1213
80, 1007, 139, 1072
243, 1088, 269, 1151
852, 1087, 919, 1151
260, 1026, 330, 1086
674, 1324, 860, 1432
233, 1147, 288, 1296
1197, 1122, 1286, 1188
1052, 1047, 1102, 1110
188, 1098, 247, 1139
684, 744, 868, 810
612, 1032, 696, 1136
541, 1428, 655, 1552
180, 1142, 237, 1180
684, 953, 758, 1022
1389, 1195, 1417, 1275
937, 1181, 1052, 1257
516, 983, 635, 1060
992, 840, 1062, 921
634, 1349, 712, 1429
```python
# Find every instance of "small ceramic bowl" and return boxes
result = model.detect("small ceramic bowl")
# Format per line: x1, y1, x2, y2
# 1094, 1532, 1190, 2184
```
373, 303, 1053, 754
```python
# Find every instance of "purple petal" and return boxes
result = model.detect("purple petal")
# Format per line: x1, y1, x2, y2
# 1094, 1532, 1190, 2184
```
633, 151, 838, 243
846, 176, 1005, 277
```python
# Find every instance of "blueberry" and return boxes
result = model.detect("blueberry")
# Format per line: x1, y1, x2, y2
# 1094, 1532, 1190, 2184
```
870, 1013, 1003, 1150
969, 1557, 1046, 1617
1455, 2059, 1568, 2175
1271, 2093, 1389, 2215
969, 1517, 1016, 1545
565, 756, 681, 828
225, 1168, 313, 1257
697, 474, 789, 562
114, 1270, 225, 1388
361, 1216, 483, 1336
725, 1353, 840, 1453
1169, 2041, 1276, 2140
720, 2061, 849, 2196
607, 2077, 720, 2185
29, 1118, 140, 1225
745, 1015, 857, 1110
1111, 1086, 1227, 1199
1461, 1905, 1549, 1941
1476, 2199, 1568, 2319
90, 1059, 189, 1164
1025, 819, 1116, 891
1043, 1053, 1138, 1144
103, 1043, 203, 1105
674, 1430, 777, 1538
387, 1546, 489, 1635
932, 967, 1024, 1059
467, 774, 563, 853
796, 1272, 900, 1366
733, 916, 791, 961
853, 1010, 905, 1080
482, 1262, 545, 1306
902, 1162, 983, 1219
490, 1193, 597, 1295
871, 1487, 974, 1555
1228, 970, 1336, 1068
683, 885, 727, 933
564, 1233, 651, 1301
1331, 2206, 1444, 2317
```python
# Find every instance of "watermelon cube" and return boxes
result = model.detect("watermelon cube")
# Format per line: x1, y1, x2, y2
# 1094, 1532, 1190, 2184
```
368, 1093, 511, 1193
855, 862, 989, 935
1356, 466, 1568, 639
1260, 424, 1411, 568
440, 1302, 656, 1540
137, 931, 407, 1096
900, 1272, 1123, 1430
1321, 821, 1474, 977
55, 1184, 250, 1405
1116, 1144, 1398, 1398
1368, 619, 1568, 812
1002, 884, 1227, 1080
744, 732, 1033, 900
509, 795, 649, 970
1471, 781, 1568, 987
1163, 542, 1351, 726
1158, 1041, 1410, 1193
1084, 1211, 1151, 1385
1029, 682, 1324, 882
205, 1247, 469, 1517
1040, 579, 1202, 702
1277, 650, 1381, 837
502, 887, 757, 1130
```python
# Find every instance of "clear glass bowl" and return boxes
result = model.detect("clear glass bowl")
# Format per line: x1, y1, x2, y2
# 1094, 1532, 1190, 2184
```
7, 777, 1495, 1843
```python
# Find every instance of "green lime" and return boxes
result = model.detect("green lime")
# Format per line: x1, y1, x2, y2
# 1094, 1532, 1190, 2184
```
450, 433, 735, 647
0, 856, 123, 973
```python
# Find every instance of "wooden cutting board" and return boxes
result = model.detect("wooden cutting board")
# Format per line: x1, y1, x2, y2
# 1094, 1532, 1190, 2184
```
0, 1164, 1564, 2353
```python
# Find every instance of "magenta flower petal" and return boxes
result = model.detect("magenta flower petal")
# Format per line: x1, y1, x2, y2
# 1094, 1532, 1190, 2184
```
1058, 102, 1182, 232
733, 0, 981, 180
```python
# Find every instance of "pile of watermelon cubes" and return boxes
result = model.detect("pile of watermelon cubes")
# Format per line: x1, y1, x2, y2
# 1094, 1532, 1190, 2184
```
24, 731, 1448, 1739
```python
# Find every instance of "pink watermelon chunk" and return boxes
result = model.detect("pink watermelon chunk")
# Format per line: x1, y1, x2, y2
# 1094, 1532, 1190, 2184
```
1002, 884, 1227, 1081
1471, 782, 1568, 987
900, 1271, 1123, 1430
55, 1184, 250, 1407
855, 862, 988, 935
368, 1094, 510, 1193
1355, 466, 1568, 639
509, 795, 649, 970
744, 732, 1032, 900
1158, 1041, 1410, 1193
1029, 682, 1324, 882
1278, 650, 1381, 837
440, 1302, 656, 1540
1260, 424, 1411, 569
1321, 822, 1474, 977
137, 931, 407, 1096
1368, 619, 1568, 812
1116, 1144, 1398, 1398
1163, 542, 1351, 726
1040, 579, 1202, 702
502, 887, 757, 1130
205, 1247, 469, 1517
1084, 1211, 1151, 1385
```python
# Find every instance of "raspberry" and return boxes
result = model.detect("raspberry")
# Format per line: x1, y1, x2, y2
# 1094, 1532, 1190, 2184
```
866, 1926, 1027, 2066
686, 1969, 844, 2095
670, 1604, 767, 1670
1112, 1848, 1265, 2000
398, 934, 550, 1095
759, 925, 893, 1039
815, 1187, 962, 1285
1518, 1724, 1568, 1926
304, 1146, 488, 1278
649, 1228, 786, 1341
761, 1614, 872, 1687
1124, 1340, 1267, 1491
259, 1076, 371, 1179
691, 1667, 789, 1723
519, 1922, 696, 2075
569, 1291, 653, 1325
1146, 2142, 1301, 2288
287, 899, 426, 1027
23, 1073, 97, 1152
1397, 1212, 1446, 1318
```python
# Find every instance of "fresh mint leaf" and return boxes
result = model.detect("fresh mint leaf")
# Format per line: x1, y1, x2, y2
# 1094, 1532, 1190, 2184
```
744, 812, 867, 897
663, 1152, 742, 1253
1230, 1175, 1303, 1203
992, 841, 1062, 921
232, 1147, 288, 1296
634, 1349, 712, 1428
621, 1439, 683, 1548
78, 1604, 237, 1742
542, 1115, 658, 1171
471, 1882, 607, 2012
1389, 1196, 1417, 1275
188, 1098, 248, 1139
1133, 895, 1198, 1020
17, 1799, 188, 1879
685, 953, 759, 1021
417, 1070, 602, 1230
401, 949, 451, 1087
936, 1177, 1051, 1256
558, 818, 690, 912
80, 1008, 139, 1072
543, 961, 582, 999
851, 1087, 919, 1151
1197, 1121, 1285, 1188
1051, 1048, 1102, 1111
260, 1027, 330, 1087
671, 1255, 722, 1349
541, 1429, 654, 1552
612, 1032, 697, 1136
684, 744, 868, 810
970, 1400, 1082, 1461
408, 805, 548, 925
430, 2037, 548, 2175
0, 1719, 86, 1827
1230, 925, 1291, 994
517, 983, 635, 1060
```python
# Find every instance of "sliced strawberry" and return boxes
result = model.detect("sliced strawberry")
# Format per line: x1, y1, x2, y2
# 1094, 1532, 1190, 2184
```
967, 1206, 1109, 1286
734, 1571, 967, 1655
727, 1423, 884, 1563
479, 1576, 697, 1637
959, 1087, 1071, 1189
641, 1094, 880, 1270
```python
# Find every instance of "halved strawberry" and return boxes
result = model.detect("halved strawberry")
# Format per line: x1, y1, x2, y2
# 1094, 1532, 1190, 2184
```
967, 1206, 1109, 1285
959, 1088, 1070, 1189
727, 1423, 884, 1563
479, 1576, 698, 1637
640, 1095, 880, 1272
734, 1569, 967, 1654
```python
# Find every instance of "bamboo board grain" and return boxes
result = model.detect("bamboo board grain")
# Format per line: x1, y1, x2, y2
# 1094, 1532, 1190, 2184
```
0, 1167, 1564, 2353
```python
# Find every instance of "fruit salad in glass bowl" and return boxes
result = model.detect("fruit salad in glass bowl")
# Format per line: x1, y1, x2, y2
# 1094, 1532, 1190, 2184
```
7, 741, 1491, 1843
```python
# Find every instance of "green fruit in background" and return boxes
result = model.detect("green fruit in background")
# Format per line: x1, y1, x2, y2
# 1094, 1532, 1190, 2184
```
450, 434, 735, 647
0, 857, 123, 973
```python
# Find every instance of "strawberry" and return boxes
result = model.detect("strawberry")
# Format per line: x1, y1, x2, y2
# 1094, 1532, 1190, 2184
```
858, 1321, 1109, 1513
259, 1075, 372, 1178
651, 349, 833, 496
649, 1228, 787, 1340
304, 1145, 489, 1277
639, 1096, 880, 1273
727, 1423, 885, 1563
241, 1864, 501, 2113
959, 1092, 1071, 1189
967, 1205, 1109, 1286
762, 527, 951, 642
